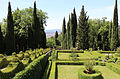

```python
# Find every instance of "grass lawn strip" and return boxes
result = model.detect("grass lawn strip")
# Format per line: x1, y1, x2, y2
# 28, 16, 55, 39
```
57, 65, 120, 79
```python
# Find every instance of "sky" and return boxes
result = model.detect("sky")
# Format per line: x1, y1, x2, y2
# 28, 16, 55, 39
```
0, 0, 120, 30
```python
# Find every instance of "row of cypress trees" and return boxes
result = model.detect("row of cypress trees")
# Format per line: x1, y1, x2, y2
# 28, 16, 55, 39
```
0, 1, 46, 54
62, 0, 119, 50
62, 8, 78, 49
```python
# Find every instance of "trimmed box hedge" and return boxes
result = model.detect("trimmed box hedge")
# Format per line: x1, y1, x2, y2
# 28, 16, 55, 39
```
42, 61, 52, 79
57, 50, 84, 53
49, 62, 56, 79
0, 62, 24, 79
12, 54, 48, 79
78, 68, 103, 79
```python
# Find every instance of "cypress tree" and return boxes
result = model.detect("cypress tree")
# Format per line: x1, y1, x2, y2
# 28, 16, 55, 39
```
113, 0, 119, 49
0, 25, 4, 53
62, 17, 66, 49
73, 8, 77, 47
76, 5, 89, 50
70, 13, 74, 48
32, 1, 41, 49
55, 31, 58, 46
5, 2, 15, 54
110, 0, 119, 50
67, 15, 70, 49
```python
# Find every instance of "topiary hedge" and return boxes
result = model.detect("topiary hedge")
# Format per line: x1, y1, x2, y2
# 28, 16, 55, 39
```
12, 54, 48, 79
78, 68, 103, 79
0, 62, 24, 79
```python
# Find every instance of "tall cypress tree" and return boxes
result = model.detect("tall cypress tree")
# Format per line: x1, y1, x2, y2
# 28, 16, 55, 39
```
5, 2, 15, 54
67, 15, 70, 49
73, 8, 77, 47
113, 0, 119, 49
70, 13, 74, 48
0, 25, 4, 53
55, 31, 58, 46
76, 5, 89, 50
110, 0, 119, 50
62, 17, 66, 49
32, 1, 41, 49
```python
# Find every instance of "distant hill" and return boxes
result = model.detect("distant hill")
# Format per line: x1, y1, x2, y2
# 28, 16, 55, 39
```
45, 29, 62, 38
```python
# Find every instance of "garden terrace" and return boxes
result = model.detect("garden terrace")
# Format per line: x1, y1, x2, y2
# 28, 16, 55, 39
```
47, 50, 120, 79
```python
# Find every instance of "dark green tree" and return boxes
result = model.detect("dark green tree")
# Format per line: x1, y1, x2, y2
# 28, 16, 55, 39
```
112, 0, 119, 50
5, 2, 15, 54
62, 17, 67, 49
31, 1, 41, 49
40, 18, 46, 48
55, 31, 58, 46
0, 25, 4, 53
110, 0, 119, 50
76, 5, 89, 50
108, 21, 112, 49
72, 8, 77, 48
67, 15, 70, 49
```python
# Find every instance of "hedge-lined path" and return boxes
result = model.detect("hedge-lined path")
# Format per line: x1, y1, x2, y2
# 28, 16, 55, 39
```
57, 65, 120, 79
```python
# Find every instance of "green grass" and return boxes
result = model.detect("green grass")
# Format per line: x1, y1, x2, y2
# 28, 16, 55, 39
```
57, 65, 120, 79
58, 52, 99, 60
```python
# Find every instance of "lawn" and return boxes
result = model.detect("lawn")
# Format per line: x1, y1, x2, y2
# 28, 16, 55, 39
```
57, 65, 120, 79
58, 52, 100, 60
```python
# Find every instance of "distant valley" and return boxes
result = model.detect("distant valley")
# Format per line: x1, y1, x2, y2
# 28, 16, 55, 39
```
45, 29, 62, 38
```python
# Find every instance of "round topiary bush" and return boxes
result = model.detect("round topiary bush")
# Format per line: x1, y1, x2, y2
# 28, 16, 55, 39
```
78, 68, 103, 79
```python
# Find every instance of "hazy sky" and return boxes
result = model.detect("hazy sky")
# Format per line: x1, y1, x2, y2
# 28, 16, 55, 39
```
0, 0, 120, 30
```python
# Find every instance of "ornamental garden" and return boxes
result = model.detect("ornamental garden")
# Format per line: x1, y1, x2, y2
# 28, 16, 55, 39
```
0, 0, 120, 79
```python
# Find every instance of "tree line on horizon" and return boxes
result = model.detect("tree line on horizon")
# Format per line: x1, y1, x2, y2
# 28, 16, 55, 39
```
61, 0, 119, 51
0, 1, 47, 55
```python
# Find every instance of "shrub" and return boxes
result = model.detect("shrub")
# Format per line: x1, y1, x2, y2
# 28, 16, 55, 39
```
13, 55, 48, 79
0, 58, 9, 69
11, 57, 20, 62
78, 68, 103, 79
0, 54, 4, 58
1, 62, 24, 79
84, 61, 96, 74
98, 62, 106, 66
117, 46, 120, 52
24, 53, 29, 58
69, 53, 79, 57
114, 53, 120, 57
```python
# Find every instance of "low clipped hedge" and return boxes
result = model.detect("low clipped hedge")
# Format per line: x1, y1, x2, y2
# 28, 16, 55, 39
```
49, 62, 56, 79
12, 54, 48, 79
0, 62, 24, 79
42, 61, 52, 79
97, 61, 106, 66
56, 61, 84, 65
57, 50, 84, 53
78, 68, 103, 79
100, 51, 120, 54
106, 63, 120, 74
